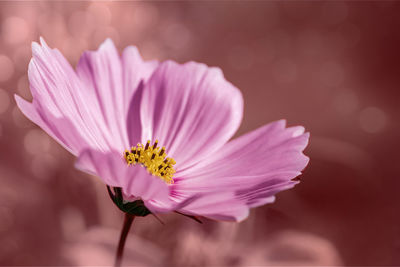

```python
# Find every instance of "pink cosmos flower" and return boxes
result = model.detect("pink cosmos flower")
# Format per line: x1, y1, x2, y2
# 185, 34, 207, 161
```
15, 38, 309, 222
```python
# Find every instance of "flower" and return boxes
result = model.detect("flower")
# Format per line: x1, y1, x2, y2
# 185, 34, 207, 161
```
15, 38, 309, 222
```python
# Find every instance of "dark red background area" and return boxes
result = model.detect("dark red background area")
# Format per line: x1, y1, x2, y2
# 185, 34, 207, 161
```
0, 1, 399, 266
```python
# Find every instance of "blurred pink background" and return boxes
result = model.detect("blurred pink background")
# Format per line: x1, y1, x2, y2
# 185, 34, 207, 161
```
0, 1, 399, 266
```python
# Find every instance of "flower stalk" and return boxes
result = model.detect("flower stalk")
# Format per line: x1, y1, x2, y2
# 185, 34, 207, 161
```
115, 213, 135, 267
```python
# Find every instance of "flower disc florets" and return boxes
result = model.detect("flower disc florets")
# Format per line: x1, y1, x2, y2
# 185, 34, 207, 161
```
124, 140, 176, 184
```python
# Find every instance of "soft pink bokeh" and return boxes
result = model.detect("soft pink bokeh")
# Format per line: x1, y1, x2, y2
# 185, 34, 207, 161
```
0, 1, 398, 266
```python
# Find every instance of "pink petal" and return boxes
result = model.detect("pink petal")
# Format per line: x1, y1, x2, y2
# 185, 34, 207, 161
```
237, 180, 297, 208
15, 95, 86, 155
20, 38, 116, 153
75, 149, 174, 213
121, 46, 158, 146
173, 120, 309, 210
139, 60, 243, 170
16, 38, 158, 158
178, 120, 309, 178
122, 46, 158, 114
177, 192, 250, 222
75, 39, 128, 150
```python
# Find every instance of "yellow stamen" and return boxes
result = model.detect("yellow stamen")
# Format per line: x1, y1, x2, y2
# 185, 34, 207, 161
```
123, 140, 175, 184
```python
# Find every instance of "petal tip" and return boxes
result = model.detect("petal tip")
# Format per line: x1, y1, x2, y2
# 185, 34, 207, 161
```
122, 45, 140, 56
14, 93, 23, 102
75, 149, 98, 175
276, 119, 287, 129
99, 38, 116, 51
302, 154, 310, 168
291, 126, 306, 137
235, 208, 250, 222
31, 41, 41, 53
39, 36, 48, 47
14, 94, 32, 110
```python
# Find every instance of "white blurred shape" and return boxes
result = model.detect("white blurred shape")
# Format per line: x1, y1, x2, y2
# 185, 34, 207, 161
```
38, 12, 68, 46
13, 46, 31, 72
0, 55, 14, 82
227, 46, 254, 71
273, 58, 297, 83
140, 41, 163, 60
88, 3, 112, 26
162, 23, 191, 50
60, 206, 86, 241
132, 3, 159, 29
321, 2, 348, 25
174, 229, 223, 266
24, 129, 51, 155
319, 61, 345, 87
263, 231, 342, 265
307, 136, 374, 176
0, 88, 10, 114
332, 89, 359, 114
2, 16, 29, 44
63, 227, 166, 266
359, 107, 387, 133
68, 11, 95, 38
31, 153, 58, 180
61, 37, 88, 62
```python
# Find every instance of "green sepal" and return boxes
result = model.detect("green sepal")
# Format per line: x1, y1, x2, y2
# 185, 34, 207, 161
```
121, 200, 151, 217
108, 186, 151, 217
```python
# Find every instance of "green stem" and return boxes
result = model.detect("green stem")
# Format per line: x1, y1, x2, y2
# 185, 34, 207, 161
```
114, 213, 135, 267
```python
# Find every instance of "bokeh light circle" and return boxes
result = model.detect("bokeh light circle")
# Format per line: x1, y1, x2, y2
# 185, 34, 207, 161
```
359, 107, 387, 133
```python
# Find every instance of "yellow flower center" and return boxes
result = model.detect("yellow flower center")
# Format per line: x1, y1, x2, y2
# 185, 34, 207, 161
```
123, 140, 176, 184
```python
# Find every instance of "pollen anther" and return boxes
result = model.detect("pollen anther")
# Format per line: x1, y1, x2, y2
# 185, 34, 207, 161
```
123, 140, 176, 184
